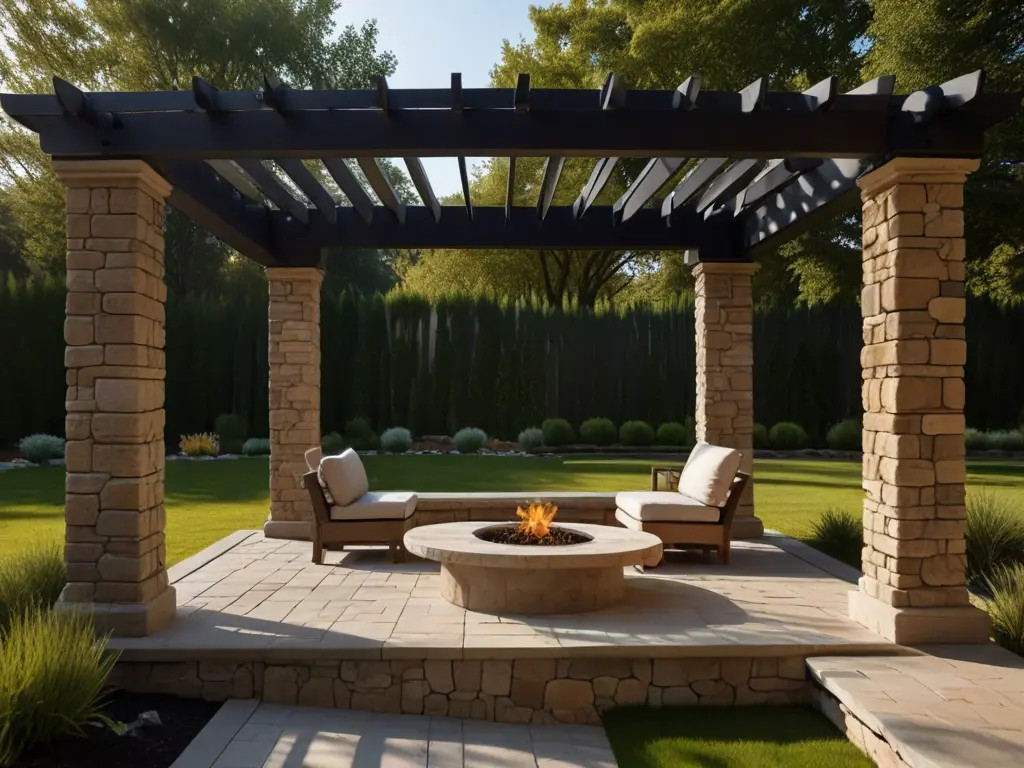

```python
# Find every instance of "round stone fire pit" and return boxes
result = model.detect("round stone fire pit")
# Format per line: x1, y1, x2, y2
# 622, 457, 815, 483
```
403, 522, 662, 614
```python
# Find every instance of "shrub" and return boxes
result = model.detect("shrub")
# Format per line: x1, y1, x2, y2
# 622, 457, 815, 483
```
965, 489, 1024, 590
752, 423, 769, 449
769, 421, 808, 450
321, 431, 346, 456
987, 563, 1024, 656
826, 418, 861, 451
0, 540, 64, 633
580, 417, 617, 446
965, 427, 987, 451
809, 508, 862, 568
241, 437, 271, 456
985, 429, 1024, 452
541, 418, 575, 447
619, 420, 655, 446
0, 609, 118, 767
517, 427, 544, 451
213, 413, 247, 454
655, 421, 688, 446
179, 432, 218, 457
453, 427, 487, 453
380, 427, 413, 453
344, 417, 379, 451
17, 434, 65, 464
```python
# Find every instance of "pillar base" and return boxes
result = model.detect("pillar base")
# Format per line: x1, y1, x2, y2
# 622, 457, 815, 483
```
55, 586, 176, 638
731, 515, 764, 539
848, 590, 991, 645
264, 519, 312, 541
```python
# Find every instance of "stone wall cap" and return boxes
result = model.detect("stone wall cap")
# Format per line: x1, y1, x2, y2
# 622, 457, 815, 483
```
858, 157, 981, 196
691, 261, 759, 277
52, 159, 172, 200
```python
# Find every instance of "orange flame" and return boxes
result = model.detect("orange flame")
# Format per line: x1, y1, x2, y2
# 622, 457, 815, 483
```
516, 501, 558, 539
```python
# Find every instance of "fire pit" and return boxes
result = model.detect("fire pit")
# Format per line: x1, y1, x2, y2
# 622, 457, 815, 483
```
403, 503, 662, 614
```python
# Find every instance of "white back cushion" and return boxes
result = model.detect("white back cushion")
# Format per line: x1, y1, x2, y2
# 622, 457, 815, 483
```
305, 446, 323, 472
677, 442, 741, 507
318, 448, 369, 507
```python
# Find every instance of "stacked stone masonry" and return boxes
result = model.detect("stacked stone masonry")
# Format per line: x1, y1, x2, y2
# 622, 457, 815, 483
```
109, 655, 808, 724
693, 261, 761, 537
853, 157, 989, 643
266, 267, 323, 541
56, 160, 176, 636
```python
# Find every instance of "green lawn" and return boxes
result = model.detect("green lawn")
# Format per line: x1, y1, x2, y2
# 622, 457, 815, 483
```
603, 706, 874, 768
1, 455, 1022, 566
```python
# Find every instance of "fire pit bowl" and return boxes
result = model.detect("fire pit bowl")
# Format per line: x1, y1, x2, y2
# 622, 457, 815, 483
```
403, 521, 662, 614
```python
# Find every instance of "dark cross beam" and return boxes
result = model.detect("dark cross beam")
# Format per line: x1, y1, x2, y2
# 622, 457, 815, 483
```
357, 158, 406, 223
236, 159, 310, 224
451, 73, 473, 220
572, 73, 628, 220
206, 160, 263, 201
322, 158, 374, 225
277, 159, 337, 224
505, 157, 516, 222
404, 157, 441, 222
537, 156, 565, 220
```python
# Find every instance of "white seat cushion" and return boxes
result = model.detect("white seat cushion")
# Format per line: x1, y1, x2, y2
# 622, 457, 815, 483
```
615, 491, 720, 523
319, 448, 369, 507
677, 442, 742, 508
330, 491, 417, 521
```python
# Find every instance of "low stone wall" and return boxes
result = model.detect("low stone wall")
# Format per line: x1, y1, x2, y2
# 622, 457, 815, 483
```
813, 681, 909, 768
109, 655, 808, 724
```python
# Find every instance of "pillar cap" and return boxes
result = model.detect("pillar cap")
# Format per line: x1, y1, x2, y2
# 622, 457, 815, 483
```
266, 266, 325, 281
692, 261, 758, 277
858, 156, 980, 197
52, 159, 171, 200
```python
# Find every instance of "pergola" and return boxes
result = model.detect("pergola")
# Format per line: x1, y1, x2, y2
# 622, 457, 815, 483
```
2, 70, 1019, 642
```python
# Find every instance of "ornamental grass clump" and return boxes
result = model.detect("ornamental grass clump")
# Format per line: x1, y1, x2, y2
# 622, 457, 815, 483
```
380, 427, 413, 453
241, 437, 271, 456
17, 434, 65, 464
0, 610, 118, 767
0, 540, 65, 633
453, 427, 487, 453
579, 417, 616, 446
985, 563, 1024, 656
965, 489, 1024, 591
517, 427, 544, 451
179, 432, 219, 457
964, 427, 987, 451
809, 508, 862, 569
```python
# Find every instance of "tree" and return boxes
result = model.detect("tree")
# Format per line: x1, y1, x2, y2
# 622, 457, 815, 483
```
0, 0, 398, 292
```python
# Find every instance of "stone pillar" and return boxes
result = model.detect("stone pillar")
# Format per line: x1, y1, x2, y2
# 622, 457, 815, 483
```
693, 261, 761, 538
265, 267, 323, 540
850, 156, 989, 644
55, 160, 175, 637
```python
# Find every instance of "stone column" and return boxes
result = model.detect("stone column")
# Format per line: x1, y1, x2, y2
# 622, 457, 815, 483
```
55, 159, 175, 637
265, 267, 323, 540
693, 261, 761, 538
850, 156, 989, 644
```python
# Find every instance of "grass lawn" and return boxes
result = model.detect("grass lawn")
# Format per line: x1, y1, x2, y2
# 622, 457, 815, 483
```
602, 705, 874, 767
1, 455, 1022, 566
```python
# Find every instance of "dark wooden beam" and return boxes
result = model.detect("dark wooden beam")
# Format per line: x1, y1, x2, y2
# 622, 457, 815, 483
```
191, 76, 222, 112
236, 159, 310, 224
357, 158, 405, 223
275, 205, 703, 251
661, 158, 728, 220
458, 156, 472, 221
696, 159, 766, 213
277, 159, 337, 224
375, 76, 389, 111
451, 73, 472, 220
156, 160, 277, 264
404, 157, 441, 222
903, 70, 984, 123
737, 157, 823, 210
672, 75, 701, 110
514, 74, 530, 111
322, 158, 374, 225
505, 157, 516, 222
262, 72, 292, 112
206, 160, 263, 201
537, 156, 565, 220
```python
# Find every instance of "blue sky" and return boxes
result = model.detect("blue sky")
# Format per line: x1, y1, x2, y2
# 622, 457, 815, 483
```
335, 0, 548, 196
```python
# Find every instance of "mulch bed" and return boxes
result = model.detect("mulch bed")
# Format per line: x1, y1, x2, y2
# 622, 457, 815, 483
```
18, 691, 221, 768
476, 523, 591, 546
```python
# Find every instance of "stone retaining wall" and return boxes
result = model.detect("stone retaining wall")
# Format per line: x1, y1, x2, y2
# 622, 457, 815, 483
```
109, 655, 808, 723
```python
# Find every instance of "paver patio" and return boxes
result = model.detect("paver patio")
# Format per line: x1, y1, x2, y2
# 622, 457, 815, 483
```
111, 532, 891, 658
171, 700, 616, 768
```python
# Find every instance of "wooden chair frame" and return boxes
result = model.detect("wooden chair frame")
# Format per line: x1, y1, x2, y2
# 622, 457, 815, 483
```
633, 467, 751, 565
303, 470, 411, 565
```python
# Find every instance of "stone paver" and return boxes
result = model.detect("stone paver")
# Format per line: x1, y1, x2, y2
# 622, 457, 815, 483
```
181, 702, 616, 768
810, 644, 1024, 768
109, 532, 890, 658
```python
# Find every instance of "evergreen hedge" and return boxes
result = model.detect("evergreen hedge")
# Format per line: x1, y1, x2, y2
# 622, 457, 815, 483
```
1, 279, 1023, 446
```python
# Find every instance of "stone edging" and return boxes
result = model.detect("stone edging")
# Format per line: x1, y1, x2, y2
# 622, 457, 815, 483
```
168, 698, 258, 768
167, 530, 261, 585
764, 531, 861, 584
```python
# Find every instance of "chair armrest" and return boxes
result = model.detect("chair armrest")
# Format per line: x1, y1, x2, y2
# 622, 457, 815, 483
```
303, 470, 331, 526
719, 471, 751, 528
650, 465, 683, 491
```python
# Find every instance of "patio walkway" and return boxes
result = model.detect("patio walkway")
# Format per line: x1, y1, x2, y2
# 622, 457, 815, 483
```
171, 700, 617, 768
113, 531, 892, 659
811, 645, 1024, 768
